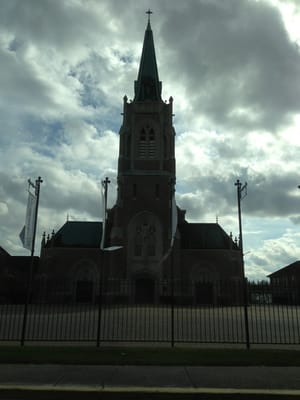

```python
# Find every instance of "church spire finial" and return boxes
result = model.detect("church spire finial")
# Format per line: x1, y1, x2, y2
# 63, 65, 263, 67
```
146, 8, 153, 24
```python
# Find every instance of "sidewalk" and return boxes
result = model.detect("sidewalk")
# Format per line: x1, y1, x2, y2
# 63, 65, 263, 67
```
0, 364, 300, 399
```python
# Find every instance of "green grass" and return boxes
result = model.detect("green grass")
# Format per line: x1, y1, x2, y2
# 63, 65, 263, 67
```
0, 346, 299, 366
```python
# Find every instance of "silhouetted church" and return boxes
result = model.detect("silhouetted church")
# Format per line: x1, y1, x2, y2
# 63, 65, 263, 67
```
39, 16, 243, 304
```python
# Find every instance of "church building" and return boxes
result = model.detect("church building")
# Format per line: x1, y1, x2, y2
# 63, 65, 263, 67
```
39, 16, 243, 305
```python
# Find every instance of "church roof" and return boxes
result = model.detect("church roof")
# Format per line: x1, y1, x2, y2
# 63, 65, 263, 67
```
268, 260, 300, 278
47, 221, 102, 248
134, 17, 162, 101
0, 246, 10, 257
179, 222, 237, 250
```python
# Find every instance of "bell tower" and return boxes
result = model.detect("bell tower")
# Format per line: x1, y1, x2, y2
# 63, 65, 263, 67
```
108, 13, 176, 282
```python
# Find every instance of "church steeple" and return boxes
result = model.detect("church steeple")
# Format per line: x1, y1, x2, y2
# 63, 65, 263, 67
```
134, 11, 162, 102
108, 10, 177, 281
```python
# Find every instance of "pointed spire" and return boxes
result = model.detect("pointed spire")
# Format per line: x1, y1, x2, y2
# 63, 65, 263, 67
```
134, 10, 162, 102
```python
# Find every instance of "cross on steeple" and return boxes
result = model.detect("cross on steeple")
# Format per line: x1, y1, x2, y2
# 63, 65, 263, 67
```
146, 8, 152, 22
134, 8, 161, 101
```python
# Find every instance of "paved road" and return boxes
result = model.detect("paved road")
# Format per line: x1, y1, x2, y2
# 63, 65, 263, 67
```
0, 364, 300, 399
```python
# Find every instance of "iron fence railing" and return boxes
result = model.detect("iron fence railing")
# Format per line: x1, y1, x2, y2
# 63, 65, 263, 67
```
0, 279, 299, 346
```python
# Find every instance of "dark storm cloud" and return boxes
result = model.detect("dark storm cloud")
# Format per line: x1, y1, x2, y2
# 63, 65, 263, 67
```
244, 173, 300, 217
0, 44, 56, 115
290, 216, 300, 225
159, 0, 300, 131
41, 179, 100, 217
176, 168, 300, 222
0, 0, 300, 275
0, 0, 107, 50
0, 0, 121, 121
0, 173, 26, 205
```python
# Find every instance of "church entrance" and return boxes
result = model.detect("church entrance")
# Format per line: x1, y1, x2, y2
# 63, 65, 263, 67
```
76, 280, 93, 303
135, 278, 155, 304
72, 260, 98, 303
195, 281, 214, 305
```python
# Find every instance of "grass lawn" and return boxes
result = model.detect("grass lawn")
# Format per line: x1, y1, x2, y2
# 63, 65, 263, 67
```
0, 346, 299, 366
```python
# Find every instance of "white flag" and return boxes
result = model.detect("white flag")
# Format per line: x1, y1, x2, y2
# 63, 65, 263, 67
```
103, 246, 123, 252
20, 191, 36, 250
158, 194, 178, 265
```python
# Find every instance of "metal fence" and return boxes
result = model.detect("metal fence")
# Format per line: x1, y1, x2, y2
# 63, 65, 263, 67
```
0, 279, 299, 346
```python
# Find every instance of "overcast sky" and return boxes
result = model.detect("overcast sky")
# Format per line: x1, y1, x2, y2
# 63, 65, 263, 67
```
1, 0, 300, 280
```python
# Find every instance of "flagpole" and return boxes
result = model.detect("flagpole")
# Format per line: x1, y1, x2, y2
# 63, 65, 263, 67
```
97, 177, 110, 347
169, 177, 176, 348
235, 179, 250, 349
21, 176, 43, 346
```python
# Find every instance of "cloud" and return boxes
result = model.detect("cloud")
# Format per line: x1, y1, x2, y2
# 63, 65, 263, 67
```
160, 0, 300, 132
0, 202, 8, 216
246, 229, 300, 280
0, 0, 300, 280
0, 0, 109, 55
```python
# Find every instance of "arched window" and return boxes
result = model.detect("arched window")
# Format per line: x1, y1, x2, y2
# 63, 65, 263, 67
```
138, 126, 156, 159
148, 225, 156, 256
134, 222, 156, 257
135, 226, 142, 256
128, 212, 163, 262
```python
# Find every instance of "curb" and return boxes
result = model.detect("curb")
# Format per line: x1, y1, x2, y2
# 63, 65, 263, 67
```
1, 385, 300, 399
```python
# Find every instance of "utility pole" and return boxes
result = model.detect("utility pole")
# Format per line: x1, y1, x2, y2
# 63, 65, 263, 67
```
235, 179, 250, 349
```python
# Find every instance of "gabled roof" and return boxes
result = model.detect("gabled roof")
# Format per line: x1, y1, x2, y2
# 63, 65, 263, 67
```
0, 246, 10, 257
268, 261, 300, 278
47, 221, 102, 248
134, 20, 162, 101
179, 222, 237, 250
